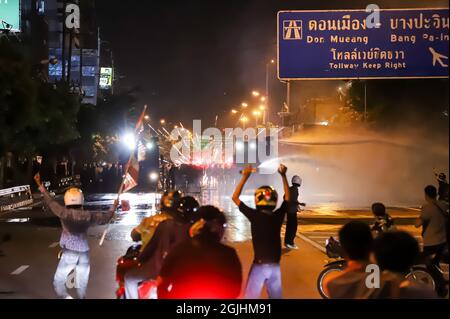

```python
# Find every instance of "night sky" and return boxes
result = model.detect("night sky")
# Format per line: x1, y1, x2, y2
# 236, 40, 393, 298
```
95, 0, 448, 127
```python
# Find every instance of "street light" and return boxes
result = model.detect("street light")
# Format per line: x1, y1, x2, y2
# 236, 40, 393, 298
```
231, 109, 238, 114
241, 102, 248, 108
146, 141, 154, 150
144, 115, 150, 121
252, 91, 260, 97
252, 110, 262, 126
122, 133, 136, 150
240, 116, 249, 129
160, 119, 166, 125
149, 172, 159, 181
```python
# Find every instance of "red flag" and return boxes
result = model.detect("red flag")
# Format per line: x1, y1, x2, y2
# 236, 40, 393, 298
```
123, 154, 139, 193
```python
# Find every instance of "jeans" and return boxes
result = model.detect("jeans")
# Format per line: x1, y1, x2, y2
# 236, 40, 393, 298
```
53, 249, 90, 299
285, 212, 298, 246
245, 263, 282, 299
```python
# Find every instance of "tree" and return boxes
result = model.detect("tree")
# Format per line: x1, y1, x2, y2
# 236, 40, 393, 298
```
75, 88, 139, 163
0, 40, 81, 186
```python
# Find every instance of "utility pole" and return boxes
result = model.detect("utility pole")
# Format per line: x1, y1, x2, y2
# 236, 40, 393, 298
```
67, 29, 73, 83
286, 80, 291, 112
265, 59, 275, 125
265, 63, 270, 125
364, 81, 367, 122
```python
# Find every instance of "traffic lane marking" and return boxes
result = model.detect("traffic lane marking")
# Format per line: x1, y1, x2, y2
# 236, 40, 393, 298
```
10, 265, 30, 275
297, 234, 326, 253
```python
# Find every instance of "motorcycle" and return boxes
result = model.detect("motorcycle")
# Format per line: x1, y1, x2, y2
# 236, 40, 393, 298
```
115, 243, 158, 299
317, 236, 449, 298
316, 237, 347, 299
115, 243, 141, 299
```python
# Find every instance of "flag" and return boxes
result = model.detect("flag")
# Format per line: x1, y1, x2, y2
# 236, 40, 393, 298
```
120, 105, 148, 193
122, 154, 139, 193
134, 105, 148, 132
99, 104, 147, 246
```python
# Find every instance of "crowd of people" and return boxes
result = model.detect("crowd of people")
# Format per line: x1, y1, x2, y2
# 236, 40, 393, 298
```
32, 166, 449, 299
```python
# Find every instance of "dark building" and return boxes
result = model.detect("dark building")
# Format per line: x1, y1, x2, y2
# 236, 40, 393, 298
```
21, 0, 48, 62
46, 0, 100, 105
98, 39, 115, 98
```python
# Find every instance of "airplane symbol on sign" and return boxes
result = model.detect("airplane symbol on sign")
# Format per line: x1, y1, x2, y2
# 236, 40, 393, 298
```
429, 47, 448, 67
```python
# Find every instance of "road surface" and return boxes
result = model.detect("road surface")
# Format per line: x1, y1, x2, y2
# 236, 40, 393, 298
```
0, 193, 428, 299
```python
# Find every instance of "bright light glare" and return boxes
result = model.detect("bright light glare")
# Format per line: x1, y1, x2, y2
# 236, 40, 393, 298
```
146, 142, 154, 150
250, 142, 257, 150
252, 91, 260, 97
122, 133, 136, 150
231, 109, 238, 114
319, 121, 329, 126
241, 103, 248, 108
236, 141, 244, 151
149, 172, 159, 181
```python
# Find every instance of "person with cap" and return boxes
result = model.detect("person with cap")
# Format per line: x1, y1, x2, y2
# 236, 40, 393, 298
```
232, 164, 290, 299
284, 175, 303, 250
33, 173, 117, 299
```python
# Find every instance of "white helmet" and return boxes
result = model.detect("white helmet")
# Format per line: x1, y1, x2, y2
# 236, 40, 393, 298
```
292, 175, 302, 187
64, 188, 84, 206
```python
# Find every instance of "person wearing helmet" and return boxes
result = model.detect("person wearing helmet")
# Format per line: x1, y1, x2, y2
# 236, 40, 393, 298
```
157, 206, 242, 299
435, 172, 449, 203
130, 190, 181, 251
124, 196, 199, 299
33, 173, 117, 299
370, 202, 395, 237
172, 196, 200, 222
284, 175, 303, 250
232, 164, 290, 299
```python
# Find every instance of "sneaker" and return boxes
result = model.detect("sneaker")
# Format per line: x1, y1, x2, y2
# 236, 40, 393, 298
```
285, 244, 299, 250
